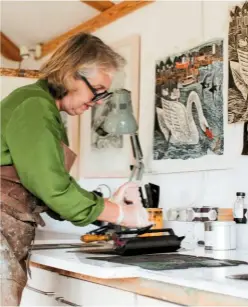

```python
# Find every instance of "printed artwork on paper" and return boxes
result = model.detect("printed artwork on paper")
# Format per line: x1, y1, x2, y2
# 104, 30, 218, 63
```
228, 1, 248, 123
153, 40, 224, 161
91, 71, 126, 150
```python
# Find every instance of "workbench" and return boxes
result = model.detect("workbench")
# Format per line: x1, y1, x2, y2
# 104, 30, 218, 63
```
20, 231, 248, 306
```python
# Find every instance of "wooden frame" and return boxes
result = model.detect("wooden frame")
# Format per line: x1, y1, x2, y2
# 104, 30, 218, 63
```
0, 32, 22, 62
81, 1, 115, 12
79, 34, 141, 178
0, 71, 80, 179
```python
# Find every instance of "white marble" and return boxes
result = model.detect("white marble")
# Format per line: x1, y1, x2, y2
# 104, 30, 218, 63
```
30, 248, 140, 279
30, 239, 248, 300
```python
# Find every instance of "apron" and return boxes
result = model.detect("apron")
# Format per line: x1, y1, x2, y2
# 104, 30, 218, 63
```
0, 142, 76, 306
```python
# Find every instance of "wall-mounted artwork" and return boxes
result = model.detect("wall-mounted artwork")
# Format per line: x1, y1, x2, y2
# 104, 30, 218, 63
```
228, 1, 248, 124
153, 39, 224, 163
80, 35, 140, 178
0, 74, 80, 179
91, 70, 125, 150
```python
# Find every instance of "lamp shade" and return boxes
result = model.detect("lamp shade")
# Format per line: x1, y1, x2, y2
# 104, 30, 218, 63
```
103, 88, 138, 135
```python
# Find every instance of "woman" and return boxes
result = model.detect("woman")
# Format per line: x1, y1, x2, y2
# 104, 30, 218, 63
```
0, 32, 150, 306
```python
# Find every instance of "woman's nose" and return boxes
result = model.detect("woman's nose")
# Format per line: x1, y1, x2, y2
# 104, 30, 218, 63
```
96, 99, 103, 105
87, 101, 96, 107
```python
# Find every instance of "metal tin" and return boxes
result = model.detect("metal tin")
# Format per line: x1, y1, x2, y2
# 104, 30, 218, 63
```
204, 221, 236, 250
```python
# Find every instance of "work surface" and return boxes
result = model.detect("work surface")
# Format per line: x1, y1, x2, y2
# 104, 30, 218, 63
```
31, 234, 248, 301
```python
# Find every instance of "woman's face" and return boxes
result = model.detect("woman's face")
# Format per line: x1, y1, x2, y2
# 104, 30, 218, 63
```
57, 69, 113, 116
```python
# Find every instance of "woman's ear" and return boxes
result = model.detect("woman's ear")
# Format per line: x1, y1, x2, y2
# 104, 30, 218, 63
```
48, 83, 68, 99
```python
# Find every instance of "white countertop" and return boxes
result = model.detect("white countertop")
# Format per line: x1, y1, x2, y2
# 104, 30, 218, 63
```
31, 247, 141, 279
30, 232, 248, 300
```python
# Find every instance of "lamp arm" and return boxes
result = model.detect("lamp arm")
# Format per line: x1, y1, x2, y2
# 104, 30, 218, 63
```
129, 133, 144, 182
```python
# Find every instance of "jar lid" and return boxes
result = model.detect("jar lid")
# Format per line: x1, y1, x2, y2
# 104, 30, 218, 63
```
236, 192, 245, 196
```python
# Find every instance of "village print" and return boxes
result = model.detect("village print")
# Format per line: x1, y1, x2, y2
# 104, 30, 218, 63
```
228, 1, 248, 123
153, 40, 224, 161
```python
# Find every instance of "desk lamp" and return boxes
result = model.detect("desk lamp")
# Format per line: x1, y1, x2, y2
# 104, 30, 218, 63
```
103, 88, 144, 182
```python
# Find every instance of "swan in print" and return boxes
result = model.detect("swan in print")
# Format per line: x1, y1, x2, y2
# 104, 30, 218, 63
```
156, 107, 170, 141
156, 91, 213, 145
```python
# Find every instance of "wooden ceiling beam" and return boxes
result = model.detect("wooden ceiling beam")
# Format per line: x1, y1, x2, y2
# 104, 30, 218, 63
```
39, 1, 154, 59
0, 68, 40, 78
0, 32, 22, 62
81, 1, 115, 12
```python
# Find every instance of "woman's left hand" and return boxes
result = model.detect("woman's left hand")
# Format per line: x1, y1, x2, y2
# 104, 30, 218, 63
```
112, 182, 141, 206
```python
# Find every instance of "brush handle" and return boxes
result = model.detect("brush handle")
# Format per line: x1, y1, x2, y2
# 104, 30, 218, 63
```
81, 234, 111, 243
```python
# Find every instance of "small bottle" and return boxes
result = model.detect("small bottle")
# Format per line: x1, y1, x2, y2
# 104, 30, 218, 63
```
233, 192, 246, 224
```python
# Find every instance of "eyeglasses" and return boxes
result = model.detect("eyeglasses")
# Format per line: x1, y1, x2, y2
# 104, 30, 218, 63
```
80, 75, 113, 103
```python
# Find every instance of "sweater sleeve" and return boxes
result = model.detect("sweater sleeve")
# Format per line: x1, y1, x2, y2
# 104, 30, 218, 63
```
5, 97, 104, 226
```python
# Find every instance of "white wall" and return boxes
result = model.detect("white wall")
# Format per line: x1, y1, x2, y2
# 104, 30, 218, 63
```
81, 0, 247, 225
1, 1, 248, 236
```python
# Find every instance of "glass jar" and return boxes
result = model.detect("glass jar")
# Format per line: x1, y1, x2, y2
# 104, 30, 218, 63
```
233, 192, 246, 224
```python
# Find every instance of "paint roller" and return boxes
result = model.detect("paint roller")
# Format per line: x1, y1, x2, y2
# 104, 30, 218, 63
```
81, 226, 185, 256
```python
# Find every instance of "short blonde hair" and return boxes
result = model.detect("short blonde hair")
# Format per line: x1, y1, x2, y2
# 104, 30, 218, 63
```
40, 32, 125, 96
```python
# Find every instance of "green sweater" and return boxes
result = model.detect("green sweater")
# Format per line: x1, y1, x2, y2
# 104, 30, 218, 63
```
0, 79, 104, 226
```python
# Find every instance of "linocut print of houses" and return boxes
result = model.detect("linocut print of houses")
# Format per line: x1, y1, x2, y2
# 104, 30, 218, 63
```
153, 40, 224, 160
228, 1, 248, 123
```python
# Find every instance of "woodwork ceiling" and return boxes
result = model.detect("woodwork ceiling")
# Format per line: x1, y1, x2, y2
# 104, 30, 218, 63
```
0, 0, 153, 62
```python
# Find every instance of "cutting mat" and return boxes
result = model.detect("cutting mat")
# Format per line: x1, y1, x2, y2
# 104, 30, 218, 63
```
87, 253, 248, 271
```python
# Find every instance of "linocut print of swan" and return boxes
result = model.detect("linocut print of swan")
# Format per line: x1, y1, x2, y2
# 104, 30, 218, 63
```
154, 39, 224, 160
156, 91, 213, 145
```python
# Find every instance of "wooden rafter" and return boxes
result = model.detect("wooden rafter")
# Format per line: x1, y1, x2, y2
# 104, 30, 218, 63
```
81, 1, 115, 12
0, 32, 22, 62
0, 68, 40, 78
39, 1, 154, 59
